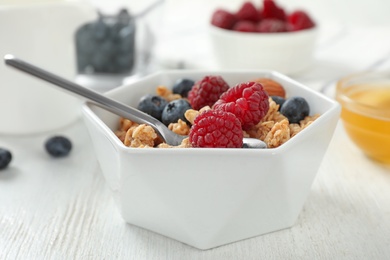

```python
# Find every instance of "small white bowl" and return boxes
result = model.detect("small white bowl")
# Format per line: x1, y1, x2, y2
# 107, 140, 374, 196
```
82, 70, 339, 250
209, 25, 318, 75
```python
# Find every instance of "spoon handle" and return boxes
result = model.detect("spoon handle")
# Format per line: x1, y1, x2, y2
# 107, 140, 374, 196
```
4, 54, 184, 146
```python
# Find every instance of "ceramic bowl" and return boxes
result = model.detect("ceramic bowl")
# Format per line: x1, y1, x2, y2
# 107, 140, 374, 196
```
81, 70, 340, 250
209, 25, 318, 75
0, 1, 96, 134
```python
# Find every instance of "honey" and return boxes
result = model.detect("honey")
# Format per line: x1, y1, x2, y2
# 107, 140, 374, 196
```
337, 83, 390, 163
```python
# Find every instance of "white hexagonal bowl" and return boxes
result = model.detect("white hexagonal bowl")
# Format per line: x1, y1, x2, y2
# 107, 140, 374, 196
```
81, 70, 340, 250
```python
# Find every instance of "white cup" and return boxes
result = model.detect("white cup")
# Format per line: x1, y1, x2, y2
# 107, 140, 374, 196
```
0, 0, 97, 134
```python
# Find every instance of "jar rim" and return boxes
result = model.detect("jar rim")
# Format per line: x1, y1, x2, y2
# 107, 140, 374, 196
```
336, 70, 390, 121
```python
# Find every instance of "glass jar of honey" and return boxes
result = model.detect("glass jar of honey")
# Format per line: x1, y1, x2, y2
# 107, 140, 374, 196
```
336, 71, 390, 164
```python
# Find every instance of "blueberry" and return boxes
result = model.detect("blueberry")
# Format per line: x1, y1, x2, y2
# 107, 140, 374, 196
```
117, 8, 132, 25
0, 148, 12, 170
93, 18, 108, 41
74, 8, 136, 74
137, 95, 168, 121
162, 99, 192, 126
271, 96, 286, 111
280, 96, 310, 124
172, 78, 195, 97
45, 136, 72, 157
119, 26, 135, 50
116, 55, 133, 73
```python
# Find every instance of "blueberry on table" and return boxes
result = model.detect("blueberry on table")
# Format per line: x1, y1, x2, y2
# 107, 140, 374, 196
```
172, 78, 195, 97
280, 96, 310, 124
45, 136, 72, 157
162, 99, 192, 126
137, 95, 168, 121
0, 148, 12, 170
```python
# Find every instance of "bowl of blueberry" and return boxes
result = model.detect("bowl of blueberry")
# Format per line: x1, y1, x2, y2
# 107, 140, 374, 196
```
209, 0, 318, 75
75, 2, 163, 92
81, 69, 340, 249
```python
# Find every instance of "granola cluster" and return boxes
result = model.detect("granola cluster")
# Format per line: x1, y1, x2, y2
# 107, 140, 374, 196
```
115, 84, 319, 149
245, 98, 319, 148
156, 85, 181, 102
115, 86, 191, 148
115, 117, 191, 148
115, 118, 157, 148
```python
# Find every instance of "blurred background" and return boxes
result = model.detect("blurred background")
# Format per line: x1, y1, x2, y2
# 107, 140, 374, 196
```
89, 0, 390, 26
2, 0, 390, 115
86, 0, 390, 73
81, 0, 390, 88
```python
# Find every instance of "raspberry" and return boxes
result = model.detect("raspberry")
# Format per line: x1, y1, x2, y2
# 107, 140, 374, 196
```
236, 2, 260, 22
256, 19, 289, 33
188, 75, 230, 110
189, 110, 243, 148
233, 20, 257, 32
214, 82, 269, 130
288, 10, 315, 31
211, 9, 237, 30
261, 0, 286, 21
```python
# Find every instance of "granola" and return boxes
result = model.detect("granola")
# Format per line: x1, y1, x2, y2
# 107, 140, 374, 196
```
117, 122, 158, 148
157, 137, 192, 148
261, 98, 287, 122
156, 85, 182, 102
184, 106, 211, 125
168, 119, 190, 136
115, 82, 320, 149
264, 119, 290, 148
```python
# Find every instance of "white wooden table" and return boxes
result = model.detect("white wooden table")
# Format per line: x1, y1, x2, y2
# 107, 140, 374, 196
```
1, 7, 390, 260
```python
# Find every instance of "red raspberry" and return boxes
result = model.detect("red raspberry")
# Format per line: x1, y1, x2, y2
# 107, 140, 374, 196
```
189, 110, 243, 148
256, 19, 289, 33
233, 20, 257, 32
236, 2, 260, 22
288, 10, 315, 31
261, 0, 286, 21
211, 9, 237, 30
213, 82, 269, 130
188, 76, 230, 110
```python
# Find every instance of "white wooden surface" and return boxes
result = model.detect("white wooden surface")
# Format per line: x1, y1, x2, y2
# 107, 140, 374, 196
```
1, 119, 390, 259
1, 2, 390, 259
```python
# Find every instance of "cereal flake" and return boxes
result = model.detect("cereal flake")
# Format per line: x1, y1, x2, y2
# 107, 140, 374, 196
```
156, 85, 181, 101
124, 123, 157, 148
168, 119, 190, 135
264, 119, 290, 148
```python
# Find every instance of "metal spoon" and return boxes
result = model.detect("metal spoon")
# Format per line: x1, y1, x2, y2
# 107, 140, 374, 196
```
4, 55, 266, 148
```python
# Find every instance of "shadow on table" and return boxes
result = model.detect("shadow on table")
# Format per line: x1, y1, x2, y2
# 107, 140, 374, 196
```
0, 166, 21, 181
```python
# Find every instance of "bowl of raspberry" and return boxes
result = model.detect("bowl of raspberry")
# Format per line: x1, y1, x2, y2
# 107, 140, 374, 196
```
209, 0, 318, 75
81, 70, 340, 250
